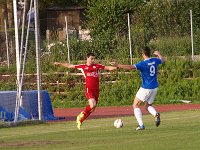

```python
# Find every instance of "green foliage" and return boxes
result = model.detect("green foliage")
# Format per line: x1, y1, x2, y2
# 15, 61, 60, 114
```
51, 59, 200, 107
149, 36, 191, 56
85, 0, 143, 57
86, 0, 140, 36
139, 0, 200, 37
99, 71, 140, 106
156, 59, 200, 104
1, 58, 200, 107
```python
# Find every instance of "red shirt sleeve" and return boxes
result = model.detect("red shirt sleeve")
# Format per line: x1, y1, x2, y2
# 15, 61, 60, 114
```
74, 64, 84, 69
95, 64, 105, 70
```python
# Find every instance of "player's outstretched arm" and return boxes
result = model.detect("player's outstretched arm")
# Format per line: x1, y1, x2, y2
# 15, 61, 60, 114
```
104, 66, 117, 71
110, 62, 135, 70
54, 62, 75, 69
153, 50, 164, 62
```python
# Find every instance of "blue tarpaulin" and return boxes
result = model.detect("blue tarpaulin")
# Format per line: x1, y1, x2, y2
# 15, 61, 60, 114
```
0, 90, 56, 121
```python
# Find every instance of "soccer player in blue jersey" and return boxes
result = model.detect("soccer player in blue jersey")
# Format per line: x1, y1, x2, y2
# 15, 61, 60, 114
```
111, 47, 164, 130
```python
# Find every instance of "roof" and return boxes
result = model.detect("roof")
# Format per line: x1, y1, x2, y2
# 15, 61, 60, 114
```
47, 6, 85, 11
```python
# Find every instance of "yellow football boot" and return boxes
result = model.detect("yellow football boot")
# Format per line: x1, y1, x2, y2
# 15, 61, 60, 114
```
76, 112, 84, 130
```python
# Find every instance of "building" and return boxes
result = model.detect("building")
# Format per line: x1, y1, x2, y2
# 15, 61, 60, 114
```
47, 6, 85, 30
46, 6, 86, 41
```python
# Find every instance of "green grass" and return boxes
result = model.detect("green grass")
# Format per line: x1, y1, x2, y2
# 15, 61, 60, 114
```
0, 110, 200, 150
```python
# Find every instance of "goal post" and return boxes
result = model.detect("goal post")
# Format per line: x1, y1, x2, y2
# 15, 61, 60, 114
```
11, 0, 42, 122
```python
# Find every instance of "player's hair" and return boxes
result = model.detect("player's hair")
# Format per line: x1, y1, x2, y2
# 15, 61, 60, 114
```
142, 46, 151, 57
87, 52, 95, 58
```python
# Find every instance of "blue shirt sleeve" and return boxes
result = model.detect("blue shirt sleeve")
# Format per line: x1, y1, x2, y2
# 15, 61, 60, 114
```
135, 61, 143, 71
155, 58, 162, 65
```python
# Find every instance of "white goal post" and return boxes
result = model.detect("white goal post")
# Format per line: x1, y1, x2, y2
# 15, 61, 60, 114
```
12, 0, 42, 122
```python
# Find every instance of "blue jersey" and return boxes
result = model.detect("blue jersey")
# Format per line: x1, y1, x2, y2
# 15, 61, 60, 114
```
135, 58, 162, 89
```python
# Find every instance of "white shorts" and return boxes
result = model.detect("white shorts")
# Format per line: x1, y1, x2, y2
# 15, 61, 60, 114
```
136, 87, 158, 104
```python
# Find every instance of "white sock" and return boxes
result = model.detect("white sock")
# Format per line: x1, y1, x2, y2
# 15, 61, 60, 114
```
147, 106, 157, 117
134, 108, 143, 126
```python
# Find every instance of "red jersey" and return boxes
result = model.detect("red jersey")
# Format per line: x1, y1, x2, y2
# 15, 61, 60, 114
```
74, 64, 105, 91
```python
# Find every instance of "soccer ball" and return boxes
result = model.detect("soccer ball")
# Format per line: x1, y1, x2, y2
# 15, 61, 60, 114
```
114, 119, 124, 128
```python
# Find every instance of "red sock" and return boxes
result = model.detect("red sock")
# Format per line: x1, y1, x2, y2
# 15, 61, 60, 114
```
80, 112, 92, 123
81, 105, 93, 123
83, 105, 92, 114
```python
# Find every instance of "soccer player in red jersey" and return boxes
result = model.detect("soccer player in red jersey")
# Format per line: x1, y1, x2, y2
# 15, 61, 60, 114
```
54, 53, 117, 129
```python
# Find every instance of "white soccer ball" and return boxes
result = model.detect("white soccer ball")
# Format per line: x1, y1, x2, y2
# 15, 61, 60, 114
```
114, 119, 124, 128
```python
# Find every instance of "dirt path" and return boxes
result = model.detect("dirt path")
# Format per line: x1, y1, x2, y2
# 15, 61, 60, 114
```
53, 104, 200, 121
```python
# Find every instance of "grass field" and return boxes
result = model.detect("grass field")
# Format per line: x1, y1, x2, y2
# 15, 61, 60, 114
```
0, 110, 200, 150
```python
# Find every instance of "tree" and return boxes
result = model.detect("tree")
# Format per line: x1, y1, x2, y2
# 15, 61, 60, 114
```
85, 0, 143, 56
139, 0, 200, 38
